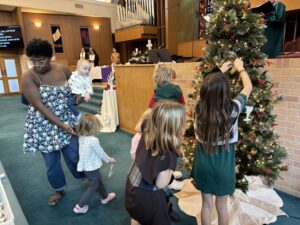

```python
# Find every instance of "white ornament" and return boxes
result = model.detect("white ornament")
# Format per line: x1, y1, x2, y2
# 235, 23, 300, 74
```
244, 106, 254, 122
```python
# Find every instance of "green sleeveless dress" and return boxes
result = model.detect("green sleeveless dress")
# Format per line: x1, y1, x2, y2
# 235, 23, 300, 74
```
191, 94, 246, 196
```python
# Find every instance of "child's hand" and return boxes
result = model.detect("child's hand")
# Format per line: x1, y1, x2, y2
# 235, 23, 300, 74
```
84, 93, 91, 102
61, 124, 76, 135
110, 158, 116, 164
220, 61, 233, 73
234, 58, 244, 72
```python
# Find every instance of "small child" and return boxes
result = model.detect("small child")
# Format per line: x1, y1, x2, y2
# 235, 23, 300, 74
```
130, 109, 152, 160
68, 59, 93, 118
148, 64, 185, 108
73, 114, 116, 214
191, 58, 253, 225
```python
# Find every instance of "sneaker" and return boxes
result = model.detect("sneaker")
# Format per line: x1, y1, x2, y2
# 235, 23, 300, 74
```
101, 192, 116, 204
73, 204, 88, 214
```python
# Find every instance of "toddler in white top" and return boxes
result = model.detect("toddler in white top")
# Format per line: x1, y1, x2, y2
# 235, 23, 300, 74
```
67, 59, 93, 118
73, 114, 116, 214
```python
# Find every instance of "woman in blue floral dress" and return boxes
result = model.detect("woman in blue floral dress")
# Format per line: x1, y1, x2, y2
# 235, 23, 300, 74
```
22, 39, 85, 206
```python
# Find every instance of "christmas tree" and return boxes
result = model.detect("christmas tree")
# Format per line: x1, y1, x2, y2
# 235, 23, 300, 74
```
183, 0, 288, 192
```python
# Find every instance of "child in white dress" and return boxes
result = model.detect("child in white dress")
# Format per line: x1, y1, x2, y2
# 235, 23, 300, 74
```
73, 114, 116, 214
68, 59, 93, 118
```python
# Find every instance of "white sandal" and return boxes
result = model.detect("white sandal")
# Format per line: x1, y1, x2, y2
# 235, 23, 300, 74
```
168, 180, 184, 191
173, 171, 182, 179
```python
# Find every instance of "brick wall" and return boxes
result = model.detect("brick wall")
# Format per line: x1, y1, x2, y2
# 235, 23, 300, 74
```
169, 59, 300, 197
268, 58, 300, 197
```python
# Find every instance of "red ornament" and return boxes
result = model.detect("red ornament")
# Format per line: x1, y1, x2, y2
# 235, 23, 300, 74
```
271, 123, 278, 127
204, 63, 212, 68
224, 23, 231, 32
195, 66, 201, 72
249, 134, 255, 141
264, 168, 273, 174
256, 112, 264, 119
281, 164, 289, 170
230, 35, 236, 41
248, 149, 256, 156
259, 79, 266, 86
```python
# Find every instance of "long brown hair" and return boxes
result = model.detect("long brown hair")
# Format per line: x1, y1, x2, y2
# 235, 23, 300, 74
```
144, 101, 185, 156
195, 72, 232, 153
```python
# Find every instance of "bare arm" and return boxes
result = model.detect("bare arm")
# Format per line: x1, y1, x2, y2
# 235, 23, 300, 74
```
234, 58, 253, 98
60, 64, 72, 80
155, 169, 173, 189
60, 65, 84, 105
22, 71, 74, 134
219, 61, 233, 73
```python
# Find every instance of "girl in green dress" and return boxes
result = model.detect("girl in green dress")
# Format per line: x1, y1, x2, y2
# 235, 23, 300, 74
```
191, 58, 253, 225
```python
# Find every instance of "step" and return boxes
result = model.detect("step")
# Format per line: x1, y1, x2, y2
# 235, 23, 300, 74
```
93, 87, 104, 94
78, 103, 100, 115
92, 92, 103, 99
88, 98, 101, 107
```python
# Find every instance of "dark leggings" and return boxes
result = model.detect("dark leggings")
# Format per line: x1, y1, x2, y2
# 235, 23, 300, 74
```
78, 169, 108, 207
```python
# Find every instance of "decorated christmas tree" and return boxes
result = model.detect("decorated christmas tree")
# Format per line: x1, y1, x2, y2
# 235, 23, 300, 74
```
183, 0, 288, 192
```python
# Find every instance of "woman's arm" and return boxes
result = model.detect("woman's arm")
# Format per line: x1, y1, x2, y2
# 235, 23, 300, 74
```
155, 169, 174, 189
61, 65, 84, 105
60, 64, 72, 80
233, 58, 253, 98
22, 71, 74, 134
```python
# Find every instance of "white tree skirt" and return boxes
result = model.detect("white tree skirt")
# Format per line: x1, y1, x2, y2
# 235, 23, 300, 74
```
174, 176, 286, 225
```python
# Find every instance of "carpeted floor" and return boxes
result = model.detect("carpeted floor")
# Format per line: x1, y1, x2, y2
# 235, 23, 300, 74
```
0, 96, 299, 225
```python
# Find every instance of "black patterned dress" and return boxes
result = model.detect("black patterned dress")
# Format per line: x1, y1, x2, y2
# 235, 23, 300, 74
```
23, 83, 77, 154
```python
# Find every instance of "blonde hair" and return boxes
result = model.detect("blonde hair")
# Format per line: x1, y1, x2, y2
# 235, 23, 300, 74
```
77, 114, 102, 136
153, 64, 176, 87
134, 108, 152, 132
77, 59, 91, 70
144, 101, 185, 156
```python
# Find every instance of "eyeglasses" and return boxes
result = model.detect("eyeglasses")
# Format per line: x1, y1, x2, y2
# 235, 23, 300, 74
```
29, 58, 49, 67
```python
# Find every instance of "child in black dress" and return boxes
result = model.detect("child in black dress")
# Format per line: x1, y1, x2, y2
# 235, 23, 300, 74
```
125, 101, 185, 225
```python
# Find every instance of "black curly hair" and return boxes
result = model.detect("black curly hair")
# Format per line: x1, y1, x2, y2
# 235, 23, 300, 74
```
26, 38, 53, 58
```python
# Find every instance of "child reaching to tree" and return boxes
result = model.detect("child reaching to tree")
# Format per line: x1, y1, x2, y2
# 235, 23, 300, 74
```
73, 114, 116, 214
130, 108, 152, 160
125, 101, 185, 225
148, 64, 185, 108
68, 59, 93, 119
191, 58, 252, 225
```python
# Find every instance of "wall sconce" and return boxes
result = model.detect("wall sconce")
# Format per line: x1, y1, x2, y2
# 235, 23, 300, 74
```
35, 22, 42, 28
94, 24, 100, 30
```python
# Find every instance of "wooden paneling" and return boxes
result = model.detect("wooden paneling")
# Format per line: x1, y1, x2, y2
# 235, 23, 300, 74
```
165, 0, 180, 55
251, 0, 300, 11
114, 62, 199, 133
178, 39, 206, 58
22, 13, 113, 66
0, 11, 15, 26
115, 25, 158, 43
115, 64, 155, 133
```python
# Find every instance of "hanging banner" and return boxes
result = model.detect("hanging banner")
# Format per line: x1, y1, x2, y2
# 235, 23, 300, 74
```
80, 27, 90, 48
51, 25, 63, 53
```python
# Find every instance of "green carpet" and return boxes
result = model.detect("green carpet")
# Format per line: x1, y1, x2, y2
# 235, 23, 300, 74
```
0, 96, 299, 225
